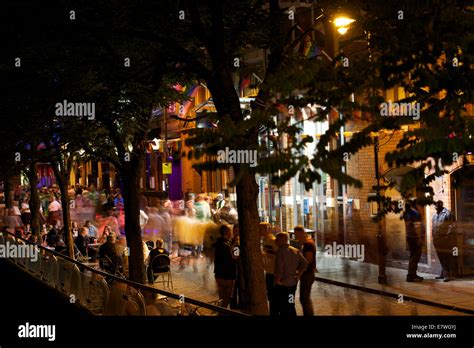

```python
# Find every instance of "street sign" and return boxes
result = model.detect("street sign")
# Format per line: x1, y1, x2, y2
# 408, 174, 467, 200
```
162, 162, 172, 174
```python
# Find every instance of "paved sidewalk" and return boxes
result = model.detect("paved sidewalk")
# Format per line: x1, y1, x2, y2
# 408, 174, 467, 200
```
315, 254, 474, 313
151, 255, 471, 315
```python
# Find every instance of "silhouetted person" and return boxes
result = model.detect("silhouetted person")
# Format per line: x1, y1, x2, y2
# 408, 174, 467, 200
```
74, 227, 89, 256
213, 225, 237, 309
403, 200, 424, 282
432, 200, 456, 282
274, 232, 308, 316
294, 225, 316, 316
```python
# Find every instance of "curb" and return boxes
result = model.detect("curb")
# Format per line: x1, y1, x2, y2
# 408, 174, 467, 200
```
314, 275, 474, 315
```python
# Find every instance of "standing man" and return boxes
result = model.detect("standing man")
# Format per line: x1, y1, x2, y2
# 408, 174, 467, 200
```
403, 200, 425, 282
274, 232, 308, 316
432, 200, 456, 282
213, 224, 237, 309
294, 225, 316, 316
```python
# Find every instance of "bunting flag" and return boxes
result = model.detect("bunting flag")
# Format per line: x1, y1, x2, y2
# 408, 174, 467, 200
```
239, 76, 252, 94
276, 103, 288, 114
303, 35, 313, 57
180, 85, 199, 116
173, 83, 184, 92
306, 42, 322, 58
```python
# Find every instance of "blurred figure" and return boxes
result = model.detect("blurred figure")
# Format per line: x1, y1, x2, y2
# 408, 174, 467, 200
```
260, 222, 277, 315
216, 193, 225, 211
3, 208, 21, 234
160, 200, 173, 250
140, 209, 149, 232
20, 198, 31, 228
274, 232, 308, 316
195, 194, 211, 222
213, 225, 237, 309
432, 200, 456, 282
98, 225, 114, 243
143, 207, 165, 242
85, 220, 98, 239
71, 221, 79, 238
294, 225, 316, 316
74, 227, 89, 256
218, 199, 238, 225
230, 224, 247, 310
48, 196, 62, 225
46, 220, 62, 247
403, 200, 425, 282
114, 193, 124, 211
186, 194, 196, 218
99, 234, 123, 274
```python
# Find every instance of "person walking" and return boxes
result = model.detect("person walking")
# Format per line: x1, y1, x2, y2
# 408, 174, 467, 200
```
195, 194, 211, 222
274, 232, 308, 316
432, 200, 456, 282
294, 225, 316, 316
403, 200, 425, 282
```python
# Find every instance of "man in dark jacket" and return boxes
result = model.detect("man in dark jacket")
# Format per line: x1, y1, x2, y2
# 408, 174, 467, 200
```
213, 224, 237, 308
404, 200, 425, 282
46, 221, 61, 247
99, 233, 123, 274
74, 227, 89, 256
147, 238, 170, 283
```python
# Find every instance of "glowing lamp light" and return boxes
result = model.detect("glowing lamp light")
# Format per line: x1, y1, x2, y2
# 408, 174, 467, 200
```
334, 16, 355, 35
151, 138, 160, 151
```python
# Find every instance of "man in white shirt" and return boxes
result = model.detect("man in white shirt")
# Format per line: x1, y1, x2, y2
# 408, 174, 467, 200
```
48, 196, 62, 225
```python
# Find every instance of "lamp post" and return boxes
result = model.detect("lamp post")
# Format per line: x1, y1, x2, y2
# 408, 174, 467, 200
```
332, 15, 355, 245
374, 135, 387, 284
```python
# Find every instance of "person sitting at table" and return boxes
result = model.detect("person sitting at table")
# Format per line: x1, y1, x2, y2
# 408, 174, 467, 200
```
98, 225, 113, 244
74, 227, 89, 256
53, 235, 67, 255
46, 220, 62, 247
85, 220, 98, 239
147, 238, 170, 284
99, 234, 123, 274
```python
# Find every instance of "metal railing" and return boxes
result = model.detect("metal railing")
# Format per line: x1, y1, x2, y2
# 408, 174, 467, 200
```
0, 231, 247, 316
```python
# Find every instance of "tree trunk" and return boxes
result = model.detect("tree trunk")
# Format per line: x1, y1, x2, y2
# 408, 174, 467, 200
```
206, 71, 269, 315
52, 163, 74, 258
121, 165, 145, 283
4, 177, 13, 209
27, 162, 41, 240
235, 170, 269, 315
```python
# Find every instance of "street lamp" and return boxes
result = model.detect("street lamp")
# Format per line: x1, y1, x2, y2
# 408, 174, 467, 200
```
334, 16, 355, 35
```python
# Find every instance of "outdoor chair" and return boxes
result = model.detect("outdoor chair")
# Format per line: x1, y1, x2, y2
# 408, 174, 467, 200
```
149, 254, 173, 290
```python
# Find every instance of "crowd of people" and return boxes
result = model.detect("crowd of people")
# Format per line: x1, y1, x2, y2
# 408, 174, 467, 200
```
212, 222, 317, 316
0, 184, 242, 283
3, 182, 459, 315
403, 199, 457, 283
